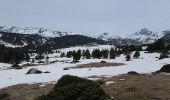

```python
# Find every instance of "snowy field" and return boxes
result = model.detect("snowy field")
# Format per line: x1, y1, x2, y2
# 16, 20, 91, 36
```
0, 45, 170, 89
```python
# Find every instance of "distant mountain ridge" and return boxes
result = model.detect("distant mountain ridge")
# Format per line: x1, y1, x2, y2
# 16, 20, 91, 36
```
0, 26, 165, 47
97, 28, 164, 45
0, 26, 77, 38
0, 31, 106, 48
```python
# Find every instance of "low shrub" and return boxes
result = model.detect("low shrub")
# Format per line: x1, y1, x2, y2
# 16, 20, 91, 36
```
36, 75, 108, 100
0, 92, 10, 100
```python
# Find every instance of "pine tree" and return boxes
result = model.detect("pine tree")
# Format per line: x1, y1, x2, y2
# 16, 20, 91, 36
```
46, 55, 49, 63
92, 49, 102, 59
110, 48, 116, 59
126, 54, 131, 61
85, 49, 91, 59
101, 50, 109, 59
66, 51, 73, 58
77, 49, 81, 60
60, 52, 65, 57
82, 50, 86, 58
24, 53, 30, 62
159, 49, 168, 59
72, 50, 81, 62
133, 51, 140, 59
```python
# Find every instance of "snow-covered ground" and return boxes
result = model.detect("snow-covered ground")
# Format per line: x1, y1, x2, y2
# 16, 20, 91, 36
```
0, 46, 170, 89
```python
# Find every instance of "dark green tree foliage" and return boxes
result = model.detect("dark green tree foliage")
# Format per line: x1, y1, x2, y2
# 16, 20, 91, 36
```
60, 52, 65, 57
36, 75, 108, 100
46, 56, 49, 63
101, 50, 109, 59
82, 50, 86, 58
24, 53, 30, 62
92, 49, 102, 59
126, 54, 131, 61
85, 49, 91, 59
0, 46, 29, 63
66, 51, 73, 58
159, 49, 169, 60
35, 52, 44, 61
146, 39, 166, 52
72, 50, 81, 62
133, 51, 140, 59
110, 48, 117, 59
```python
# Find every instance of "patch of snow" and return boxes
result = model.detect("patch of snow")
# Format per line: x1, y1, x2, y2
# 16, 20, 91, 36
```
105, 81, 116, 86
0, 48, 170, 89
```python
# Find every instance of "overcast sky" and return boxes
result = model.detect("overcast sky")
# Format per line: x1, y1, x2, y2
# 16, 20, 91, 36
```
0, 0, 170, 35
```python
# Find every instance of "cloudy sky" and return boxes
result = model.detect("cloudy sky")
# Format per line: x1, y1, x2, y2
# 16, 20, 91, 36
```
0, 0, 170, 35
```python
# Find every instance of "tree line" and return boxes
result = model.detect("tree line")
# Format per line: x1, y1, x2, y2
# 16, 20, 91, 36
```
61, 46, 141, 62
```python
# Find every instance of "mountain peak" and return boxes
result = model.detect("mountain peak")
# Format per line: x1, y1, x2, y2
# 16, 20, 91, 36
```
134, 28, 153, 36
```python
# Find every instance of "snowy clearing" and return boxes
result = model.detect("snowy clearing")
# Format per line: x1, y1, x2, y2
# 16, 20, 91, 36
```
0, 49, 170, 89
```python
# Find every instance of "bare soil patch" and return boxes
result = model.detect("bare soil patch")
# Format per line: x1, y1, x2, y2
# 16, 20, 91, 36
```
71, 62, 125, 69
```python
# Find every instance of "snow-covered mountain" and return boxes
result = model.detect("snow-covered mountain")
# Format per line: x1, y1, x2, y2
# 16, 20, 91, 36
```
98, 28, 164, 45
0, 26, 77, 37
129, 28, 163, 44
0, 26, 165, 47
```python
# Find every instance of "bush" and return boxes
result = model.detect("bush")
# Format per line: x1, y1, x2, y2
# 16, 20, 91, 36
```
0, 93, 10, 100
36, 75, 108, 100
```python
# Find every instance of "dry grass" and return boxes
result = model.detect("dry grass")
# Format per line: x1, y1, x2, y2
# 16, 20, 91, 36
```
1, 74, 170, 100
100, 74, 170, 100
71, 62, 125, 69
0, 84, 54, 100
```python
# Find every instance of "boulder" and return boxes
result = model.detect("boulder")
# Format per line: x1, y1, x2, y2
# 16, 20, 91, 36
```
11, 64, 22, 69
44, 71, 50, 73
127, 71, 139, 75
26, 68, 42, 74
100, 61, 106, 63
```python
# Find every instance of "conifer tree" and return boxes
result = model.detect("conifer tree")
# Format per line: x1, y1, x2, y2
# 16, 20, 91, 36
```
110, 48, 116, 59
85, 49, 91, 59
126, 54, 131, 61
72, 50, 81, 62
101, 50, 109, 59
92, 49, 102, 59
133, 51, 140, 59
66, 51, 73, 58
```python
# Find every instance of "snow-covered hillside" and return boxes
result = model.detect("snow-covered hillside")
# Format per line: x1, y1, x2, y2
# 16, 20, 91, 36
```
0, 26, 77, 37
0, 45, 169, 89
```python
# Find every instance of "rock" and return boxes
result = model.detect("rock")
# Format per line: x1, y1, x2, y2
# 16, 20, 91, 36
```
100, 61, 106, 63
127, 71, 139, 75
156, 64, 170, 73
26, 68, 42, 74
44, 71, 50, 73
63, 67, 70, 70
11, 64, 22, 69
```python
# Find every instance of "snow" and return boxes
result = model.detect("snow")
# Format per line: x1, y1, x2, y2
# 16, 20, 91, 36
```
0, 26, 78, 38
97, 28, 164, 44
0, 46, 170, 89
105, 81, 116, 86
0, 63, 11, 70
0, 40, 27, 48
